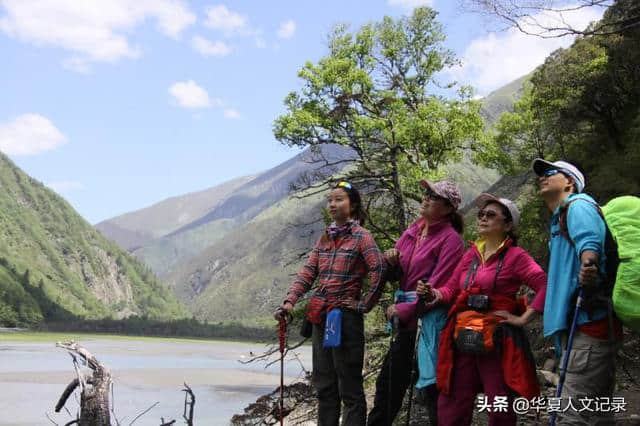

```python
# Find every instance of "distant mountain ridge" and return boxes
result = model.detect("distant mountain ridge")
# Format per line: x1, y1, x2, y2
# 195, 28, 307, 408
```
96, 175, 256, 251
98, 144, 356, 277
0, 153, 185, 326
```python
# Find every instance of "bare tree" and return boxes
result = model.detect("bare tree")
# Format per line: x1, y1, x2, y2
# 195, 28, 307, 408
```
459, 0, 640, 37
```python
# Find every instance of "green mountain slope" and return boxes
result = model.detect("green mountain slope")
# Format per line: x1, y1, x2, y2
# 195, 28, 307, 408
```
128, 144, 355, 277
480, 73, 530, 124
0, 153, 186, 326
165, 192, 325, 321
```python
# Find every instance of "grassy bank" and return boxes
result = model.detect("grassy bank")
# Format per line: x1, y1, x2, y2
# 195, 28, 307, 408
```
0, 315, 278, 343
0, 330, 265, 344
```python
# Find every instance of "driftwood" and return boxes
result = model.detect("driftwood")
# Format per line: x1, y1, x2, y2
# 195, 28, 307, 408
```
182, 383, 195, 425
56, 341, 112, 426
53, 341, 197, 425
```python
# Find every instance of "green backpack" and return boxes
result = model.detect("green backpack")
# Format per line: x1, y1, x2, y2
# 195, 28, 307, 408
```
601, 196, 640, 332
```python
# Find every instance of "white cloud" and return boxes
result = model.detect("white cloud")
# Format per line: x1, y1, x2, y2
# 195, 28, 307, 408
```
0, 0, 195, 68
388, 0, 433, 9
0, 113, 67, 156
450, 6, 604, 95
169, 80, 220, 109
277, 19, 296, 39
191, 36, 231, 57
223, 108, 241, 119
204, 4, 248, 35
47, 180, 85, 193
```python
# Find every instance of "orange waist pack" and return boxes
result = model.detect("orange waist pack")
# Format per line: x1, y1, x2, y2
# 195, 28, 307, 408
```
453, 310, 501, 354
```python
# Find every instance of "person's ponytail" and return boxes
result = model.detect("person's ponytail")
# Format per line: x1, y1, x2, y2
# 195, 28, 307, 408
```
449, 211, 464, 235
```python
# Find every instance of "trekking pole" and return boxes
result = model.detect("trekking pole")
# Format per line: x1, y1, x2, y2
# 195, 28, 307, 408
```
277, 311, 291, 426
406, 281, 432, 426
404, 317, 422, 426
549, 286, 583, 426
388, 315, 399, 426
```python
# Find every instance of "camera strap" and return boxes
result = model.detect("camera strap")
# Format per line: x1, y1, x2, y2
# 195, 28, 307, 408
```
462, 250, 506, 293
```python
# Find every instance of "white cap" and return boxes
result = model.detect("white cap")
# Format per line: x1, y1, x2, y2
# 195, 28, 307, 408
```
476, 193, 521, 230
532, 158, 585, 193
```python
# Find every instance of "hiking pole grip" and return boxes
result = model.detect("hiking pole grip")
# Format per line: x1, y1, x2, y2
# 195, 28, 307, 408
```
549, 286, 583, 426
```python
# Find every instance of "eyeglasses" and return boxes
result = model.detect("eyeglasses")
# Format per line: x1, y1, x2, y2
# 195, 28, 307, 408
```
542, 169, 560, 178
336, 181, 352, 189
477, 210, 499, 220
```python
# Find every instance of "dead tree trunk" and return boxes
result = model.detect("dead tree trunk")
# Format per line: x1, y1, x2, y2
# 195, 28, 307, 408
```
55, 341, 111, 426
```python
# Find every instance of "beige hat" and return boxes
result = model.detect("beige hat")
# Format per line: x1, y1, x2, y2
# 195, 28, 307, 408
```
476, 193, 520, 230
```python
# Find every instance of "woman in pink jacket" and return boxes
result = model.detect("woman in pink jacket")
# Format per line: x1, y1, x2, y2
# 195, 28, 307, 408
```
367, 180, 465, 426
419, 194, 547, 426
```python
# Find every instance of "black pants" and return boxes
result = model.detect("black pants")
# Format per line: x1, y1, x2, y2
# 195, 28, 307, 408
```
312, 310, 366, 426
367, 328, 417, 426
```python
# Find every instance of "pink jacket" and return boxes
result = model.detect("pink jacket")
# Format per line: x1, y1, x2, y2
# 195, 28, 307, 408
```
393, 218, 464, 327
439, 239, 547, 312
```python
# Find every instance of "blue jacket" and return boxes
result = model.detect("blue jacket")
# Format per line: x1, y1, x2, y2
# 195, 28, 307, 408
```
543, 193, 607, 338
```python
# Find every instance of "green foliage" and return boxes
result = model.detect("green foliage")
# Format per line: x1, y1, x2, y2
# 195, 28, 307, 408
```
0, 152, 187, 327
273, 7, 486, 245
41, 316, 274, 342
490, 0, 640, 202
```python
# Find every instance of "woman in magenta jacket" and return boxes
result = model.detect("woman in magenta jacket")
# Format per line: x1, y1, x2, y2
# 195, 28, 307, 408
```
367, 180, 465, 426
420, 193, 547, 426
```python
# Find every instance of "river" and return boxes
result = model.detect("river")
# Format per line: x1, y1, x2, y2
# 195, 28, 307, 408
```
0, 333, 311, 425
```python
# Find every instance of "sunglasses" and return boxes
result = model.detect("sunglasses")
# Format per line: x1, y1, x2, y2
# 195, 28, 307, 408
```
477, 210, 499, 220
542, 169, 560, 178
336, 181, 352, 189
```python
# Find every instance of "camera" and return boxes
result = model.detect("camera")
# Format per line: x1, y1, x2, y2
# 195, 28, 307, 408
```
467, 294, 490, 311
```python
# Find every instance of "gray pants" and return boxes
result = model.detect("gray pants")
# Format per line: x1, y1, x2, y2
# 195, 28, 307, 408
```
312, 310, 366, 426
558, 331, 617, 425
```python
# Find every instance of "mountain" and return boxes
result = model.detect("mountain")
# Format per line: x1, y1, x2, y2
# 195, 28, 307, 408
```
128, 144, 354, 277
96, 175, 256, 251
480, 73, 530, 124
0, 153, 186, 327
96, 75, 528, 322
165, 192, 325, 321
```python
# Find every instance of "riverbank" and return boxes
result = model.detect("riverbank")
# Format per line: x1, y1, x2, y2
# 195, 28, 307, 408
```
0, 332, 312, 425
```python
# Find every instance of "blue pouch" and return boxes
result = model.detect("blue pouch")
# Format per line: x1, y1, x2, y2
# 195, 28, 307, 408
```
323, 308, 343, 348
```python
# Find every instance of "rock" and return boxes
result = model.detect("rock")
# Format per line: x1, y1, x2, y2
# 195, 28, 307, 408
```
543, 357, 557, 372
539, 369, 559, 386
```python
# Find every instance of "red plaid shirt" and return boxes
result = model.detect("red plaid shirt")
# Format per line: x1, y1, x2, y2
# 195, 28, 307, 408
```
285, 222, 386, 313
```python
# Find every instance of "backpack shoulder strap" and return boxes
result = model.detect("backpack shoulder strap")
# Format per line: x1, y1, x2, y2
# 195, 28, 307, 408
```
558, 197, 603, 247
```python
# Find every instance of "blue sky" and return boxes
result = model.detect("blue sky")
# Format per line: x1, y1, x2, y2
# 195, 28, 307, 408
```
0, 0, 603, 224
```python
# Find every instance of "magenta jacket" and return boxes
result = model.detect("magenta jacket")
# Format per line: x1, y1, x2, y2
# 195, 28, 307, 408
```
394, 218, 464, 328
438, 239, 547, 312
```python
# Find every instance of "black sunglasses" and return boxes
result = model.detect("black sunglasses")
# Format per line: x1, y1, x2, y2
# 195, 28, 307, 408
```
477, 210, 499, 220
542, 169, 560, 178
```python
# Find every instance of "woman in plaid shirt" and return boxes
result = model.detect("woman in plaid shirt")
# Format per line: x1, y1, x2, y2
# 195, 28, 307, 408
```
275, 181, 386, 426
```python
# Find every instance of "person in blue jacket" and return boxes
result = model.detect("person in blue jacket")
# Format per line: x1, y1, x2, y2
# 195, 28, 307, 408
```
533, 159, 621, 426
